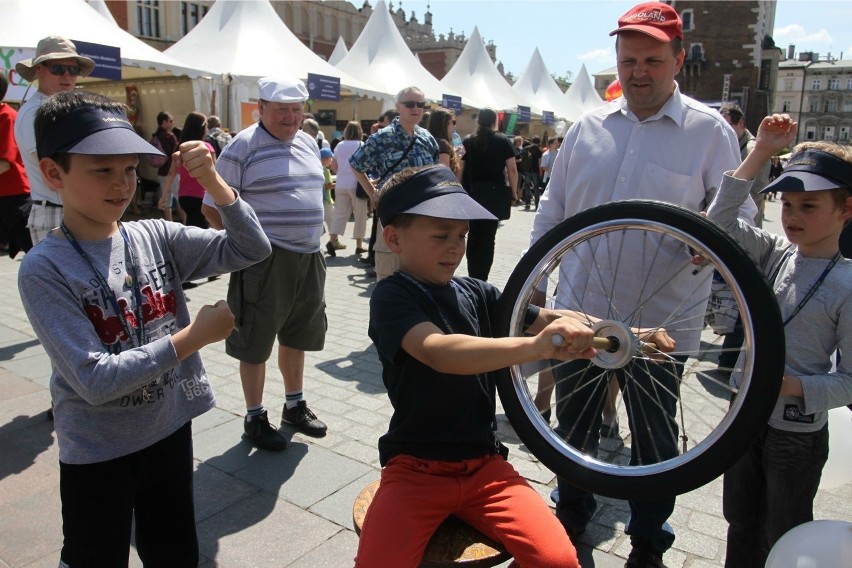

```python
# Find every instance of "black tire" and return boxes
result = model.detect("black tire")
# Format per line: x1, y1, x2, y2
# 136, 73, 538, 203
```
495, 201, 784, 499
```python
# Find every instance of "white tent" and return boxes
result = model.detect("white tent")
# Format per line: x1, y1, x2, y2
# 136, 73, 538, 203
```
562, 64, 605, 122
0, 0, 204, 81
163, 0, 387, 129
164, 0, 381, 92
440, 27, 530, 112
512, 48, 570, 119
334, 0, 461, 107
84, 0, 117, 25
328, 36, 348, 66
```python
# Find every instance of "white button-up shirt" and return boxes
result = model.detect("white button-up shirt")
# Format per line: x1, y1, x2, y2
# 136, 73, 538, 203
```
530, 86, 747, 352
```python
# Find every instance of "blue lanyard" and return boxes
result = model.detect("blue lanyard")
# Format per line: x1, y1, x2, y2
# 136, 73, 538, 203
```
779, 251, 840, 327
60, 222, 146, 348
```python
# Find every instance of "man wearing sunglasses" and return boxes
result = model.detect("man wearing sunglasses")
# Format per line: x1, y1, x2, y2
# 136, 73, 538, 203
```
350, 86, 439, 279
14, 36, 95, 244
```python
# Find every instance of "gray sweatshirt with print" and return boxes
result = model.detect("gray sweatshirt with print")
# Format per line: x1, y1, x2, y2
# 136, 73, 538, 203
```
707, 173, 852, 433
18, 198, 271, 464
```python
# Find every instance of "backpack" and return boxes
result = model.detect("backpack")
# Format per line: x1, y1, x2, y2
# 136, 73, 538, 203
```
147, 134, 167, 168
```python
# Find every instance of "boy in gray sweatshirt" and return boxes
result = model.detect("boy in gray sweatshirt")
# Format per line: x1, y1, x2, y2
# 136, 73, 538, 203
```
706, 113, 852, 568
18, 91, 271, 566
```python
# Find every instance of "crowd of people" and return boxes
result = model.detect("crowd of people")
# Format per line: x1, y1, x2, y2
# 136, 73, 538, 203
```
4, 1, 851, 566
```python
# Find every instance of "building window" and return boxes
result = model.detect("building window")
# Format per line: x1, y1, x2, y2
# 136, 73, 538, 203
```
759, 59, 772, 90
808, 97, 819, 112
847, 78, 852, 90
805, 126, 816, 140
687, 44, 704, 63
136, 1, 160, 38
784, 78, 794, 91
826, 99, 838, 112
822, 126, 835, 140
811, 79, 821, 90
828, 78, 840, 90
840, 127, 850, 141
181, 2, 209, 35
844, 98, 852, 112
782, 100, 791, 112
681, 9, 694, 32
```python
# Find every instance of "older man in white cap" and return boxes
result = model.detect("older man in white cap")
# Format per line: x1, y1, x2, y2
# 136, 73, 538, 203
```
202, 76, 328, 451
14, 36, 95, 244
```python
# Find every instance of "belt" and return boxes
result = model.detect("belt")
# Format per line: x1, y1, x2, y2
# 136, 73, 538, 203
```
38, 200, 62, 208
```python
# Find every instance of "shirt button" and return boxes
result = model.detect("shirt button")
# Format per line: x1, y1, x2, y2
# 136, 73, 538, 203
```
620, 176, 626, 182
629, 149, 635, 154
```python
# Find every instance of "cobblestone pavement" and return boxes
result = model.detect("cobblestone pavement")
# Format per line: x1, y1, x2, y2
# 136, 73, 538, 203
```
0, 198, 848, 567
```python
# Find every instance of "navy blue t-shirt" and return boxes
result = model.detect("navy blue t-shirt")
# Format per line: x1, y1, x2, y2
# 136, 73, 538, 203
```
368, 273, 504, 466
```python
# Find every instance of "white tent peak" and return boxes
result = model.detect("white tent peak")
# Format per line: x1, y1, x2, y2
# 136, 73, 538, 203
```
328, 37, 349, 66
163, 0, 379, 95
84, 0, 117, 25
563, 64, 605, 122
440, 26, 529, 111
335, 0, 459, 103
512, 48, 569, 117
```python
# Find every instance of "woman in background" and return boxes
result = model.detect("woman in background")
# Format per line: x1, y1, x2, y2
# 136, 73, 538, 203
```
328, 121, 370, 256
159, 111, 213, 230
427, 106, 460, 178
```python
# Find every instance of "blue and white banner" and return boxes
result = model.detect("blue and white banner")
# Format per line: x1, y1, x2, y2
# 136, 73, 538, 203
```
442, 94, 462, 114
542, 110, 555, 125
307, 73, 340, 101
73, 39, 121, 81
517, 105, 530, 124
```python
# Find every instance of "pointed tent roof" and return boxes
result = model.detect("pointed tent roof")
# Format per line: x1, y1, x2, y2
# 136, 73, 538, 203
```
0, 0, 204, 79
335, 0, 460, 103
328, 36, 349, 66
440, 27, 529, 112
84, 0, 117, 25
563, 64, 605, 122
512, 48, 570, 118
164, 0, 382, 95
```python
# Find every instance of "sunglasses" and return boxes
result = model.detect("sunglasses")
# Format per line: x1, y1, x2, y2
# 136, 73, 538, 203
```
45, 64, 81, 77
400, 101, 427, 109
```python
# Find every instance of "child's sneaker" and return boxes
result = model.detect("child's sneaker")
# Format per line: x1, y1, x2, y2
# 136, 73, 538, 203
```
243, 411, 288, 451
281, 401, 328, 437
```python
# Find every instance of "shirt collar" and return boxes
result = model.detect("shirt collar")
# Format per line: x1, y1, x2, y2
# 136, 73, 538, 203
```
606, 81, 684, 127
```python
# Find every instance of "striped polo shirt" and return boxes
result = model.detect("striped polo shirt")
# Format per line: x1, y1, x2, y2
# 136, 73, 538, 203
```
212, 122, 324, 254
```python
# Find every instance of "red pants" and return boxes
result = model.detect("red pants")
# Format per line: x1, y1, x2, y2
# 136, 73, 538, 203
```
354, 454, 579, 568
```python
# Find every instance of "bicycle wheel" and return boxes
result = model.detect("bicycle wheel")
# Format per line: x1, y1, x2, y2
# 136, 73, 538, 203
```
495, 200, 784, 499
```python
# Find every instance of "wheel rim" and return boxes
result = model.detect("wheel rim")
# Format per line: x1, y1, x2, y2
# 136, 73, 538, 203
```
496, 202, 784, 498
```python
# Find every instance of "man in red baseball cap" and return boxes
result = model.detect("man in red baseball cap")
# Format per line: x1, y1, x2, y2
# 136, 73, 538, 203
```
531, 3, 749, 567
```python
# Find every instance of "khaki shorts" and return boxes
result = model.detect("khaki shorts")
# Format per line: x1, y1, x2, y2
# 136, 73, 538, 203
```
28, 201, 63, 245
226, 247, 327, 363
375, 251, 399, 282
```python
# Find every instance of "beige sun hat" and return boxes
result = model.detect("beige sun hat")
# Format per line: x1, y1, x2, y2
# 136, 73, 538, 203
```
15, 36, 96, 82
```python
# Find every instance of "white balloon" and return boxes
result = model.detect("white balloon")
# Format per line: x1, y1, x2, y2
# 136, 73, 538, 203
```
765, 520, 852, 568
554, 120, 567, 136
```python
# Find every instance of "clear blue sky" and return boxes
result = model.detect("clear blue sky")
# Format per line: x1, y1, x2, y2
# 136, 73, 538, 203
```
400, 0, 852, 81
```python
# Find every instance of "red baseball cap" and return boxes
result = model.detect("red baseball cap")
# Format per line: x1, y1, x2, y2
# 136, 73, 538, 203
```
610, 2, 683, 42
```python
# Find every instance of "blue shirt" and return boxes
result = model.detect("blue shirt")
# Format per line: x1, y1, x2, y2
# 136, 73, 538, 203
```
349, 118, 439, 189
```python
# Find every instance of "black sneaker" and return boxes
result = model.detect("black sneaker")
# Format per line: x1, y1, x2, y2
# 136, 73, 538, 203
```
243, 411, 288, 451
625, 537, 667, 568
281, 401, 327, 437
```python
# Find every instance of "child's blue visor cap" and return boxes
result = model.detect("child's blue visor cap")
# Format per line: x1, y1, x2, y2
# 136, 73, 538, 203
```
761, 149, 852, 194
377, 166, 497, 226
38, 105, 164, 159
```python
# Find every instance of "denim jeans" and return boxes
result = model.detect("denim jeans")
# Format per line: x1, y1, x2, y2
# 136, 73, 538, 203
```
521, 172, 541, 206
553, 357, 686, 552
723, 424, 828, 568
